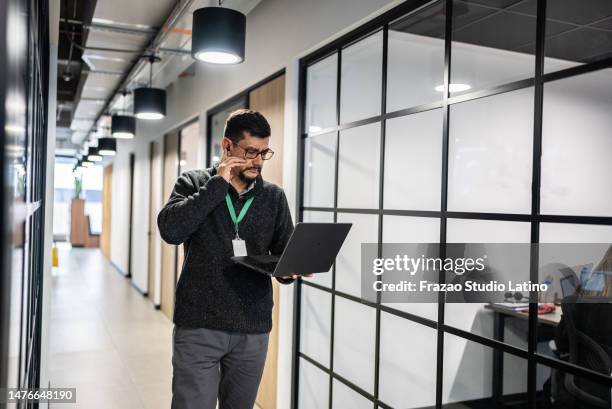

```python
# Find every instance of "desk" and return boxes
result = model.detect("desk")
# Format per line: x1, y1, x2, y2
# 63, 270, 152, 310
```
484, 304, 562, 407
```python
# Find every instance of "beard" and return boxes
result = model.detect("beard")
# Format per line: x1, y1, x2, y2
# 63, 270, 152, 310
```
238, 166, 261, 184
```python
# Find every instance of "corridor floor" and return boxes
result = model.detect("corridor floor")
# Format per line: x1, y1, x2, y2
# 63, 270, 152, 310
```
48, 244, 264, 409
48, 244, 173, 408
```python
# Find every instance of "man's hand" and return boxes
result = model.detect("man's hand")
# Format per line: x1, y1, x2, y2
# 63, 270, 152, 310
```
218, 151, 246, 183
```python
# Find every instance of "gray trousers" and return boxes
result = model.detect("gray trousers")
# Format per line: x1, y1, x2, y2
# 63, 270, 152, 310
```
171, 325, 269, 409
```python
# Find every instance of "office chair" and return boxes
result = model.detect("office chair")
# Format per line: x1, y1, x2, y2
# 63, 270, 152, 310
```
560, 295, 612, 409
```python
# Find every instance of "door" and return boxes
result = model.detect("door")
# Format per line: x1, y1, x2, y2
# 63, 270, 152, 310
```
101, 164, 112, 258
148, 140, 163, 306
160, 131, 180, 319
249, 73, 286, 409
175, 121, 201, 282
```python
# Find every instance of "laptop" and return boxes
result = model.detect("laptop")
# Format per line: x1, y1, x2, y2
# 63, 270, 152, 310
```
231, 222, 352, 277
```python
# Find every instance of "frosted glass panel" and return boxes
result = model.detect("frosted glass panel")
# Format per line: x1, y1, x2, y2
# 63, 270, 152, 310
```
303, 132, 336, 208
450, 0, 535, 96
337, 123, 380, 209
540, 70, 612, 217
300, 286, 331, 367
302, 211, 335, 288
446, 219, 531, 243
333, 297, 376, 394
379, 312, 437, 408
332, 379, 372, 409
382, 215, 440, 321
384, 109, 443, 210
383, 215, 440, 243
298, 358, 329, 409
340, 31, 383, 123
306, 53, 337, 133
335, 213, 379, 297
540, 223, 612, 243
443, 333, 528, 405
445, 219, 531, 344
303, 211, 334, 223
448, 87, 534, 214
386, 1, 445, 112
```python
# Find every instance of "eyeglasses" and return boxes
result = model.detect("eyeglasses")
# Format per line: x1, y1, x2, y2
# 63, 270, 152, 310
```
232, 142, 274, 160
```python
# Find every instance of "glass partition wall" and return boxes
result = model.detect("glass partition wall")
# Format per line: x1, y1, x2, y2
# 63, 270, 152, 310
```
294, 0, 612, 408
2, 0, 50, 397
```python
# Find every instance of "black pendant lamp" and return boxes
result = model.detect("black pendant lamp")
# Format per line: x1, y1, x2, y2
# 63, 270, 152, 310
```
79, 148, 92, 167
191, 5, 246, 64
112, 91, 136, 138
87, 147, 102, 162
98, 137, 117, 156
111, 115, 136, 138
134, 56, 166, 120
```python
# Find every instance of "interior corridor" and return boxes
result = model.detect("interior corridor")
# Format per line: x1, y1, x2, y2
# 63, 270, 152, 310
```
48, 243, 173, 409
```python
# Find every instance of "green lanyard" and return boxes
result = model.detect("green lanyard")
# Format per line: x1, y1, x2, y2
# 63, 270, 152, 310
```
225, 194, 254, 239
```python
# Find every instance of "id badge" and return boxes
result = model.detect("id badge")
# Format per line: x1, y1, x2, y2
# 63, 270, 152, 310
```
232, 238, 248, 257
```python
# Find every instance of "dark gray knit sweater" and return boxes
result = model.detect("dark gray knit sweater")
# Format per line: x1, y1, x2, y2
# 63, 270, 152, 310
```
157, 166, 294, 333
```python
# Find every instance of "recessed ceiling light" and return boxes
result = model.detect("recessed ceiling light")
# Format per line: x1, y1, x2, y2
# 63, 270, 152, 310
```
434, 83, 471, 93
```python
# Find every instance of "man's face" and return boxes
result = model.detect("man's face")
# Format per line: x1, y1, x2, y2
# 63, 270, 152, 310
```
224, 132, 270, 182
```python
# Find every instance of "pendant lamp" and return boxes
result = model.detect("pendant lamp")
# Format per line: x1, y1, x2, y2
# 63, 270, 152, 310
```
191, 5, 246, 64
134, 56, 166, 120
87, 147, 102, 162
112, 91, 136, 138
111, 115, 135, 138
98, 137, 117, 156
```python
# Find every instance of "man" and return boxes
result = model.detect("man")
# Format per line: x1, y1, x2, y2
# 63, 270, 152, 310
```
158, 109, 308, 409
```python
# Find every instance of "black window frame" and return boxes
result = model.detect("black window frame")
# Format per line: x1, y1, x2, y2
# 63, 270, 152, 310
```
292, 0, 612, 408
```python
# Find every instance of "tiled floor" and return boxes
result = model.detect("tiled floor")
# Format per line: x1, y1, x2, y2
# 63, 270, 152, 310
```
48, 244, 173, 409
48, 244, 263, 409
